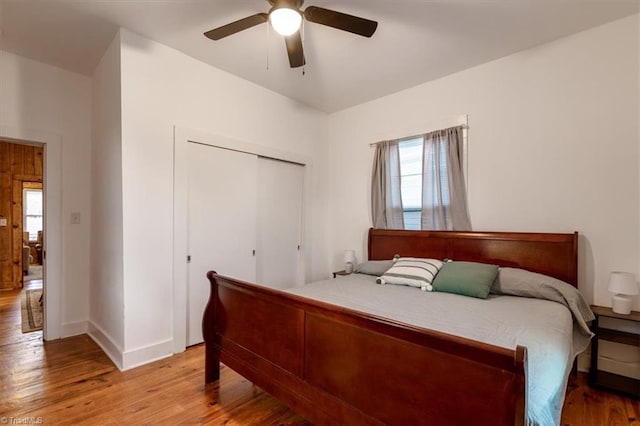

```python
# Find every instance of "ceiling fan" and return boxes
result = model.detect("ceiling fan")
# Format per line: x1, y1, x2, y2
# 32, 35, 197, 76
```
204, 0, 378, 68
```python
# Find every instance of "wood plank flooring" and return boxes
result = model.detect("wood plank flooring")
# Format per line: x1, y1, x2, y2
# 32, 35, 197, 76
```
1, 286, 638, 425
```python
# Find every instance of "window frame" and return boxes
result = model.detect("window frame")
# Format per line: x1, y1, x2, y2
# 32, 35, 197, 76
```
23, 188, 43, 242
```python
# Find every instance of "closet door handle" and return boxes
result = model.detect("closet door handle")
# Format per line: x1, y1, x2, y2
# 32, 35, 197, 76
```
252, 249, 256, 256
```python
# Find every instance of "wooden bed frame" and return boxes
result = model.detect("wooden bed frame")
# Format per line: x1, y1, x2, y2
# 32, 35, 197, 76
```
204, 228, 578, 425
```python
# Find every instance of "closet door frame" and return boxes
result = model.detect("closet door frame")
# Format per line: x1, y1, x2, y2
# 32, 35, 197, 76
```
172, 126, 311, 354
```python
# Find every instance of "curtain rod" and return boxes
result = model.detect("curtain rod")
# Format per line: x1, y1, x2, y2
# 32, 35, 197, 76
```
368, 124, 469, 147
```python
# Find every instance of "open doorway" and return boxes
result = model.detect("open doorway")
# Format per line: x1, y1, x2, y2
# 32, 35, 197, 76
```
0, 140, 44, 335
0, 126, 61, 341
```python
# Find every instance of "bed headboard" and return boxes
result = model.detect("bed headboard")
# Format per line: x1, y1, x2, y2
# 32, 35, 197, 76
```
367, 228, 578, 287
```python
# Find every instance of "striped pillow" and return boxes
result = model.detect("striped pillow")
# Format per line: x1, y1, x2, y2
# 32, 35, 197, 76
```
376, 257, 444, 291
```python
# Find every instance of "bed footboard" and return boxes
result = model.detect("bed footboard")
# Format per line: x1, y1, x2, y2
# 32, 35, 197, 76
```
204, 271, 526, 425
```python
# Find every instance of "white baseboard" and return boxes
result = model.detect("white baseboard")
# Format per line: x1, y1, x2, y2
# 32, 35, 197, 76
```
122, 339, 174, 371
87, 321, 124, 370
60, 320, 88, 338
86, 322, 174, 371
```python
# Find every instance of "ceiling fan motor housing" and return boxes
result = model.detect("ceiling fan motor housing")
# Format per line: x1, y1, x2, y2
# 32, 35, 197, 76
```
268, 0, 304, 10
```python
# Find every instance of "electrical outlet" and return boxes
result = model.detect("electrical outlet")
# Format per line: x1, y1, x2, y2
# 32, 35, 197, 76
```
71, 212, 81, 224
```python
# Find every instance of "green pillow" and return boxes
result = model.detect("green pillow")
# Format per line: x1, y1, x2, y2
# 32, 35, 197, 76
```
432, 261, 498, 299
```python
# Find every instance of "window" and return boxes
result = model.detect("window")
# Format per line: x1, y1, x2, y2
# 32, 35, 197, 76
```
24, 189, 43, 241
398, 138, 451, 230
371, 125, 470, 231
398, 138, 422, 230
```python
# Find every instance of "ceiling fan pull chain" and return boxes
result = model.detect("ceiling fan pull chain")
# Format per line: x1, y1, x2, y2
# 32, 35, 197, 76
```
301, 20, 305, 76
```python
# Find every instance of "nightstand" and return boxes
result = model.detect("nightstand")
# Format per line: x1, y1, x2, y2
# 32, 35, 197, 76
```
589, 305, 640, 399
333, 270, 350, 278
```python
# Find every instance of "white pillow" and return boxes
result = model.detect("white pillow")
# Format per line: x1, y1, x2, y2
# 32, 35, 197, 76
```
376, 257, 444, 291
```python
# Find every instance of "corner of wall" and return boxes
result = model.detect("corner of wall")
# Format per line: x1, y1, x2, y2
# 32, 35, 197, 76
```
87, 321, 124, 370
89, 25, 125, 352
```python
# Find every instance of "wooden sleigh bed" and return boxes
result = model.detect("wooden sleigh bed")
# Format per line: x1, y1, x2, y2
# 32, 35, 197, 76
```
204, 228, 578, 425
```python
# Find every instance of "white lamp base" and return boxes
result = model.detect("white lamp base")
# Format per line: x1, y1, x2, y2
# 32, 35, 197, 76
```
611, 293, 633, 315
345, 262, 353, 274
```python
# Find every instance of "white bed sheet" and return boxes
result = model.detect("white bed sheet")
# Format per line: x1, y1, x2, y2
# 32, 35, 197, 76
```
286, 273, 576, 426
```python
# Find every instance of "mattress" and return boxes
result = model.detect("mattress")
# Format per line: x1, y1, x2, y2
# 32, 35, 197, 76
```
286, 273, 579, 426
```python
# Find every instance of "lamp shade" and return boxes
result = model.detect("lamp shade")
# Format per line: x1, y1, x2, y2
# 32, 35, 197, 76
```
608, 271, 639, 295
344, 250, 356, 264
269, 7, 302, 36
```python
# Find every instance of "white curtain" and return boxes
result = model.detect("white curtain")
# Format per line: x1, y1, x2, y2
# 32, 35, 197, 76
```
371, 141, 405, 229
421, 126, 471, 231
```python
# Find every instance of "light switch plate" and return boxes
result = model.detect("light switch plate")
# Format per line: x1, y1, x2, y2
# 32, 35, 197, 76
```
0, 218, 6, 227
71, 212, 81, 224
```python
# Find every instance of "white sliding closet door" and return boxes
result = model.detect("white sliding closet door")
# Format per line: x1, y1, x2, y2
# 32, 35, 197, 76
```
256, 157, 304, 289
187, 142, 257, 346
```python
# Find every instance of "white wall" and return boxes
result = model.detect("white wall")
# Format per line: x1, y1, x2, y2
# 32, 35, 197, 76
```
0, 50, 92, 337
327, 15, 640, 311
89, 32, 125, 366
117, 29, 329, 368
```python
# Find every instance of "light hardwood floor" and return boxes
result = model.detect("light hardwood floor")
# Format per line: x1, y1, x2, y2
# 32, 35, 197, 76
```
1, 285, 637, 425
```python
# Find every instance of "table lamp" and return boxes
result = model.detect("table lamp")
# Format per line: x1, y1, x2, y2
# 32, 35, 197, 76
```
608, 271, 639, 315
344, 250, 356, 274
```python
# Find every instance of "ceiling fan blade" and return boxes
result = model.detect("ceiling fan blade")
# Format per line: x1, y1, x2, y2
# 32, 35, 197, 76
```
204, 13, 268, 40
284, 31, 306, 68
304, 6, 377, 38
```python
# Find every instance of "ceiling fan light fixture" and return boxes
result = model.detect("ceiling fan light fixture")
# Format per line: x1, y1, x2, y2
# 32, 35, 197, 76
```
205, 0, 377, 68
269, 7, 302, 36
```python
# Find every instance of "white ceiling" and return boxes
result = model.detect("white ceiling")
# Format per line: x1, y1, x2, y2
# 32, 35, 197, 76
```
0, 0, 637, 112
